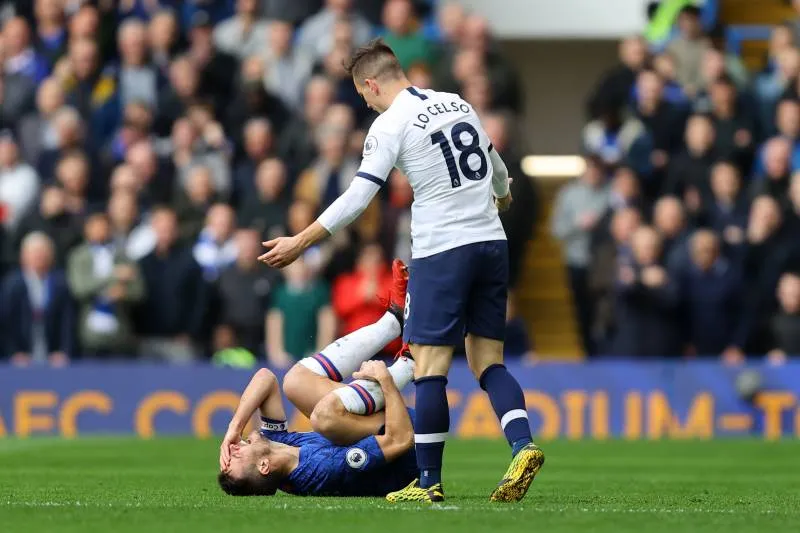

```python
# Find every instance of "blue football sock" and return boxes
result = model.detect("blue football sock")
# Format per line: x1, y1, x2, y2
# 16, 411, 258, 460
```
414, 375, 449, 488
480, 364, 533, 456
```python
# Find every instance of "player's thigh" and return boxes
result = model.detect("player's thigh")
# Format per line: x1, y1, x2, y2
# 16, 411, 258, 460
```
310, 391, 386, 445
465, 334, 504, 379
410, 343, 454, 377
283, 363, 345, 418
464, 240, 508, 355
403, 247, 472, 350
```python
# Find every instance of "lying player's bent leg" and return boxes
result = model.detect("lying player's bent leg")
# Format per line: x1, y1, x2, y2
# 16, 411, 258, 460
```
283, 363, 343, 418
310, 391, 385, 445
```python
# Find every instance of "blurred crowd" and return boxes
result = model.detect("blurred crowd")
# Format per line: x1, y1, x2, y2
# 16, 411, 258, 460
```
552, 5, 800, 363
0, 0, 536, 366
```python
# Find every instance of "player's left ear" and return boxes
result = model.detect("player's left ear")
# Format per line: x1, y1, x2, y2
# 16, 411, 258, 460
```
257, 458, 271, 476
365, 78, 379, 95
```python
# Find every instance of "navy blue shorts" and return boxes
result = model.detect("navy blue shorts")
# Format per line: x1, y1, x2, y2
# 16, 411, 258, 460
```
403, 240, 508, 346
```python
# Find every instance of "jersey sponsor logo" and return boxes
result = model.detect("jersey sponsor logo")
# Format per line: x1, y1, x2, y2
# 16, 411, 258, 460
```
346, 447, 368, 469
364, 135, 378, 156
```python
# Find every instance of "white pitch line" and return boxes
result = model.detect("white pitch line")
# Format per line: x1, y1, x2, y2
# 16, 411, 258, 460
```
0, 501, 787, 515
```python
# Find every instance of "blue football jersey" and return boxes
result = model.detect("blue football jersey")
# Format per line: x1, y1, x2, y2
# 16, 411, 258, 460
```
260, 409, 417, 497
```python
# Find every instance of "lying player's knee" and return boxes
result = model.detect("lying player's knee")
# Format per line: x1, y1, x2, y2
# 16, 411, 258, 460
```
310, 393, 346, 437
255, 367, 278, 385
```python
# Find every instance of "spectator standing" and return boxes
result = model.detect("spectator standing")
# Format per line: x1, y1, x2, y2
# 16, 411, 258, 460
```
278, 75, 334, 174
381, 0, 436, 71
18, 77, 64, 167
297, 0, 373, 62
217, 229, 280, 355
3, 16, 50, 84
155, 57, 201, 137
232, 119, 275, 201
225, 58, 290, 146
589, 207, 642, 353
332, 243, 400, 355
237, 158, 290, 239
1, 232, 73, 366
176, 166, 222, 242
63, 39, 120, 146
12, 185, 83, 268
262, 20, 314, 112
148, 8, 182, 77
294, 119, 360, 210
266, 256, 335, 367
67, 213, 145, 358
582, 106, 653, 178
611, 225, 680, 357
767, 272, 800, 361
33, 0, 68, 70
653, 196, 691, 275
551, 156, 610, 354
663, 114, 716, 208
702, 162, 748, 250
116, 19, 159, 110
192, 203, 238, 282
678, 230, 742, 357
0, 133, 40, 232
587, 35, 648, 119
213, 0, 270, 60
706, 75, 755, 172
136, 207, 207, 363
666, 5, 711, 97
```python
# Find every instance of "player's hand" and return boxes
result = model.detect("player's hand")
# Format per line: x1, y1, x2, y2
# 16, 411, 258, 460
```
495, 178, 514, 213
353, 360, 391, 383
219, 427, 241, 472
259, 236, 304, 269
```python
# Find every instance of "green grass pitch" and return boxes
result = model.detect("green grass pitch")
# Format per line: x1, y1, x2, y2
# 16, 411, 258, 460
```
1, 438, 799, 533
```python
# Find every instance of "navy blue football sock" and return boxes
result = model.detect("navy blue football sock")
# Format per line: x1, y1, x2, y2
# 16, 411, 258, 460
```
414, 375, 449, 489
480, 364, 533, 455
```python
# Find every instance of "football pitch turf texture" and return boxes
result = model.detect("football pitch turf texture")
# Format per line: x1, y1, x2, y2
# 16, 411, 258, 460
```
1, 438, 798, 533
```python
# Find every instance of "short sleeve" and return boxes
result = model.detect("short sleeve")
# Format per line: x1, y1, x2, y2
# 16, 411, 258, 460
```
338, 436, 387, 472
356, 118, 400, 186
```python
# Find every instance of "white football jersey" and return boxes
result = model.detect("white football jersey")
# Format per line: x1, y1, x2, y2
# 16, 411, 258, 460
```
357, 86, 507, 259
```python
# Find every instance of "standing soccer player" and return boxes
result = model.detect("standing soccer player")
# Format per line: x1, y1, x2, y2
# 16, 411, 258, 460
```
260, 39, 544, 503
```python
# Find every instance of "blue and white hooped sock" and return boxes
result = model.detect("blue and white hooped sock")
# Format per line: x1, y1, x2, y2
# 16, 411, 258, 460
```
299, 312, 402, 381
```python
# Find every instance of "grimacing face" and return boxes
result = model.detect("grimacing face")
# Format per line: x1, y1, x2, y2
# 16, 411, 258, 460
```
225, 430, 271, 483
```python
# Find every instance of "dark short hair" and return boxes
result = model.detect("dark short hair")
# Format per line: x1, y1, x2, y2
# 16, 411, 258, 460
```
344, 38, 403, 84
217, 469, 282, 496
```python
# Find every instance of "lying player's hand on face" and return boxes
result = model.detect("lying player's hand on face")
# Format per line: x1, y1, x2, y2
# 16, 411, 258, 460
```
353, 360, 391, 382
219, 427, 241, 471
258, 236, 303, 268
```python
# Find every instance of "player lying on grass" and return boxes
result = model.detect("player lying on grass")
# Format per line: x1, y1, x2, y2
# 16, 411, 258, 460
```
218, 261, 419, 497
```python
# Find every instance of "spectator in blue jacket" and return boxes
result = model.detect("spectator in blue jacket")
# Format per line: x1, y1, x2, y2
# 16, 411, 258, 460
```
678, 229, 743, 357
136, 206, 207, 363
1, 231, 74, 366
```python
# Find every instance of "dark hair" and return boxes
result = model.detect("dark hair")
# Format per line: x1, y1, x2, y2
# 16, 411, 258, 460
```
344, 38, 403, 83
217, 469, 281, 496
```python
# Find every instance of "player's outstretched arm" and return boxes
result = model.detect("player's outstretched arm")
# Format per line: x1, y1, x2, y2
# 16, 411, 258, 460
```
259, 178, 382, 268
354, 361, 414, 462
220, 368, 286, 471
